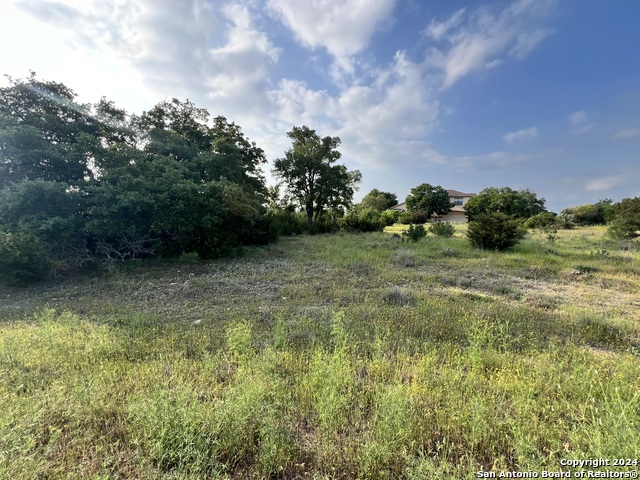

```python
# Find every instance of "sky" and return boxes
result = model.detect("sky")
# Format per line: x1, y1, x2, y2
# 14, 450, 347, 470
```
1, 0, 639, 213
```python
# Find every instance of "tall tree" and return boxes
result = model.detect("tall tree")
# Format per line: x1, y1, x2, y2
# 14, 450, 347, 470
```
0, 72, 105, 187
361, 188, 398, 211
405, 183, 452, 218
273, 126, 361, 226
464, 187, 546, 221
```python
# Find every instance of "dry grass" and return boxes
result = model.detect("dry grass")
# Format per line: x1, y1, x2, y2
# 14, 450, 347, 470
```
1, 226, 639, 478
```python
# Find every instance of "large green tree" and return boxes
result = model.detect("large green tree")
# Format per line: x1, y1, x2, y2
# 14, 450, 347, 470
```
273, 126, 361, 226
0, 74, 277, 283
0, 72, 131, 187
405, 183, 452, 218
607, 197, 640, 240
361, 188, 398, 211
464, 187, 546, 221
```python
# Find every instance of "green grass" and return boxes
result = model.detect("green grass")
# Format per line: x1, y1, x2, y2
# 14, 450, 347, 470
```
1, 227, 639, 478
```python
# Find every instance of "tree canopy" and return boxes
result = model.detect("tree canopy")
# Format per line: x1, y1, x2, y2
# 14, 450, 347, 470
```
464, 187, 546, 221
0, 74, 278, 283
405, 183, 452, 218
273, 126, 361, 226
607, 197, 640, 240
360, 189, 398, 211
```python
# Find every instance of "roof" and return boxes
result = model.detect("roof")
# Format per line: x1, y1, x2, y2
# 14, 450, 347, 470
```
447, 189, 475, 197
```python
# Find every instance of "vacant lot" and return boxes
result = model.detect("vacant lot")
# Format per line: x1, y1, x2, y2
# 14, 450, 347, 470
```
1, 226, 639, 479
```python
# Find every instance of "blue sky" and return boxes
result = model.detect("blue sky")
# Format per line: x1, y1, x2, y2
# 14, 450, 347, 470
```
1, 0, 639, 212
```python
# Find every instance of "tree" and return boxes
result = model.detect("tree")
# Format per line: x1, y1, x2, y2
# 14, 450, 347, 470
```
607, 197, 640, 240
0, 73, 133, 188
361, 188, 398, 211
464, 187, 546, 221
273, 126, 361, 227
405, 183, 452, 219
560, 199, 612, 226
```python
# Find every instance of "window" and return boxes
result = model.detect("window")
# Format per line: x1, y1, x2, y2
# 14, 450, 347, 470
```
453, 197, 463, 206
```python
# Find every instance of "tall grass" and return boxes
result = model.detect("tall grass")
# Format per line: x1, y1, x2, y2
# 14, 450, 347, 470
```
1, 227, 639, 478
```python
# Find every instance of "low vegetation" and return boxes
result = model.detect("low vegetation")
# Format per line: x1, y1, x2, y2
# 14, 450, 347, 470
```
1, 226, 639, 478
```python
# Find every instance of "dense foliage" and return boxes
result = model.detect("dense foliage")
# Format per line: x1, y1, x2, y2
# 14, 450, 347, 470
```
404, 223, 427, 241
428, 221, 456, 237
360, 189, 398, 211
0, 74, 278, 283
523, 212, 557, 229
607, 197, 640, 240
273, 126, 361, 227
405, 183, 451, 218
560, 199, 613, 226
464, 187, 546, 221
466, 212, 525, 250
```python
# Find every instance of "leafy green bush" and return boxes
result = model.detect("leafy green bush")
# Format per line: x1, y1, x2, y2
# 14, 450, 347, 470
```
403, 224, 427, 242
560, 199, 612, 226
380, 209, 400, 225
606, 197, 640, 239
428, 221, 455, 237
524, 212, 557, 229
607, 220, 639, 240
341, 207, 386, 232
466, 212, 525, 250
0, 232, 53, 285
398, 211, 429, 225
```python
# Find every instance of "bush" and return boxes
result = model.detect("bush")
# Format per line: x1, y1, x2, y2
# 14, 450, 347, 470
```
381, 209, 400, 225
403, 224, 427, 242
607, 220, 639, 240
524, 212, 557, 229
398, 211, 429, 225
341, 207, 386, 233
466, 212, 525, 251
428, 221, 455, 237
0, 232, 53, 285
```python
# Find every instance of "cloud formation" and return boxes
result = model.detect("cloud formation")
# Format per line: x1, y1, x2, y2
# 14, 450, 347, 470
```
503, 127, 538, 144
426, 0, 556, 88
568, 110, 595, 134
9, 0, 557, 174
267, 0, 396, 76
613, 128, 640, 139
586, 175, 625, 192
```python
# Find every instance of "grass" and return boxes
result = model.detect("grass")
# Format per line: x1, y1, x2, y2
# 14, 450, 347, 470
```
1, 226, 639, 478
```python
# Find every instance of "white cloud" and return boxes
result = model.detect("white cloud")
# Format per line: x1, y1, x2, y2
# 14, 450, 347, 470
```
502, 127, 538, 144
586, 176, 625, 192
425, 8, 465, 41
5, 0, 559, 181
569, 110, 587, 126
613, 128, 640, 139
426, 0, 556, 88
267, 51, 442, 169
267, 0, 396, 76
568, 110, 596, 134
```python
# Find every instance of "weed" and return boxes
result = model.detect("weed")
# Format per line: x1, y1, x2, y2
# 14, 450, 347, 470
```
383, 286, 417, 306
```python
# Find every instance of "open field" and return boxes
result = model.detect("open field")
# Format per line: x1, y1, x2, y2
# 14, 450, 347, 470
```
1, 226, 639, 479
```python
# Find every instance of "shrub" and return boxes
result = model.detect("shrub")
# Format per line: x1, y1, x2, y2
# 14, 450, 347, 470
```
466, 212, 525, 251
607, 220, 639, 240
524, 212, 557, 229
428, 221, 455, 237
398, 211, 429, 225
341, 207, 386, 232
383, 286, 416, 306
380, 209, 400, 225
0, 232, 53, 285
391, 249, 421, 267
403, 224, 426, 242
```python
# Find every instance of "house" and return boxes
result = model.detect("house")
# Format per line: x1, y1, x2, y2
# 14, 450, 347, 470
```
390, 189, 476, 223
